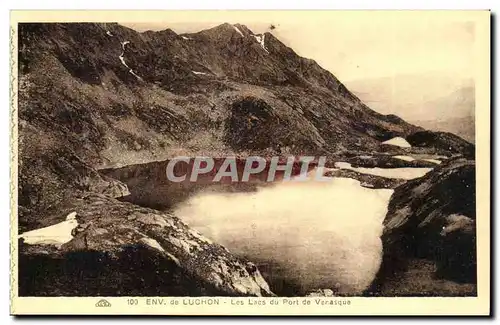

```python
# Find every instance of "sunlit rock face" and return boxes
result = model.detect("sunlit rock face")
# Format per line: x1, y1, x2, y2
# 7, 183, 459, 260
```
174, 175, 394, 295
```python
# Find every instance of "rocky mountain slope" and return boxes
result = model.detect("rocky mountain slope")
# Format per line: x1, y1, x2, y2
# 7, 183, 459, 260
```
19, 193, 273, 296
16, 22, 476, 296
367, 158, 476, 296
415, 116, 475, 143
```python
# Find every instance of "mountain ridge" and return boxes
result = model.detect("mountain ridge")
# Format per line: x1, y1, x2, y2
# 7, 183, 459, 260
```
16, 21, 477, 298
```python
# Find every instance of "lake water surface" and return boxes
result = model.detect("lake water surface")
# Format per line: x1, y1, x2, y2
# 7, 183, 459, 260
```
174, 173, 394, 295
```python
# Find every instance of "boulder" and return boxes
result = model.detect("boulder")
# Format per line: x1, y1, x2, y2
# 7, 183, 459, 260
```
369, 158, 476, 295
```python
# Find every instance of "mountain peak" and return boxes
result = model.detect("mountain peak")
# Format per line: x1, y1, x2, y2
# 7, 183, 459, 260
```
158, 28, 177, 35
193, 22, 256, 39
202, 22, 234, 33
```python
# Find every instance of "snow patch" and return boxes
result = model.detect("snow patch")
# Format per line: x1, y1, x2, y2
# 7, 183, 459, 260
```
106, 31, 113, 37
19, 212, 79, 246
118, 40, 143, 81
393, 156, 442, 164
182, 36, 192, 40
333, 162, 350, 169
334, 162, 432, 180
423, 158, 442, 164
174, 173, 393, 294
382, 137, 412, 148
121, 41, 130, 50
253, 34, 269, 53
393, 155, 415, 162
233, 25, 244, 37
129, 70, 143, 81
118, 54, 130, 69
119, 41, 131, 69
192, 71, 208, 76
66, 212, 77, 220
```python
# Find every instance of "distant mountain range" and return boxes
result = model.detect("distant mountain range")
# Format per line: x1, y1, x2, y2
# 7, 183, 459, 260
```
346, 74, 475, 142
414, 115, 475, 143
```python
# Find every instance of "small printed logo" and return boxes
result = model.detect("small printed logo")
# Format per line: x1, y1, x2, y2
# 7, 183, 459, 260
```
95, 299, 111, 307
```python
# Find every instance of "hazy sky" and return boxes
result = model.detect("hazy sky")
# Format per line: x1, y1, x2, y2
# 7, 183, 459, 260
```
122, 11, 476, 82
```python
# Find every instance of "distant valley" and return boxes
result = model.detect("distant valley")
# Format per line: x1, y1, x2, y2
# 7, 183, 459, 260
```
346, 74, 475, 142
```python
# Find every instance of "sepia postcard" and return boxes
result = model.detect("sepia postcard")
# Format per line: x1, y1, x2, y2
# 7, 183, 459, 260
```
9, 10, 491, 316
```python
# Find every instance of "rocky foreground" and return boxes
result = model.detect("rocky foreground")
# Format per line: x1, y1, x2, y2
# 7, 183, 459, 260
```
16, 22, 477, 296
18, 156, 476, 297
